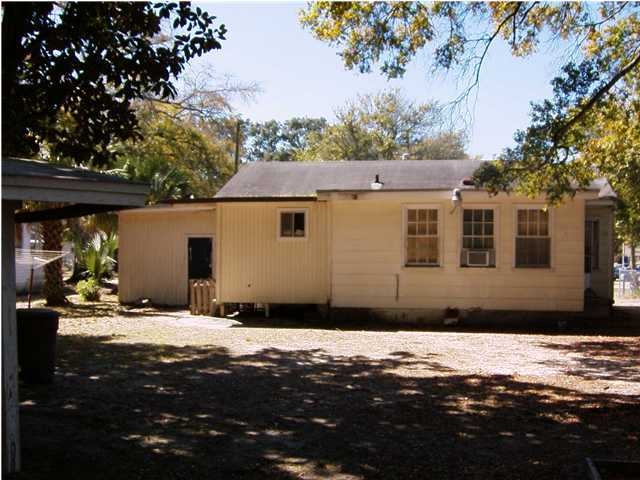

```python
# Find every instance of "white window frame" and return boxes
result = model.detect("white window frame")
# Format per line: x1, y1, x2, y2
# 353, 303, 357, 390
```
513, 205, 552, 269
277, 208, 309, 241
402, 204, 442, 267
459, 205, 498, 268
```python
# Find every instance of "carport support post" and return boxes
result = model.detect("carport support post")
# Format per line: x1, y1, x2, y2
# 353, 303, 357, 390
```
2, 200, 21, 474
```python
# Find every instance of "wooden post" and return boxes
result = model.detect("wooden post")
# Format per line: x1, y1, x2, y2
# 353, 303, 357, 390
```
2, 200, 21, 473
234, 119, 241, 173
265, 303, 270, 318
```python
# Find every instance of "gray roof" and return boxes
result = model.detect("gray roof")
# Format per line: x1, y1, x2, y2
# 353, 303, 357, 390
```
215, 160, 489, 198
2, 157, 148, 206
2, 157, 142, 184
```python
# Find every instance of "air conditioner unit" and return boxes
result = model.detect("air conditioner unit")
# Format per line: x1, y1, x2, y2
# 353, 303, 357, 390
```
466, 249, 490, 267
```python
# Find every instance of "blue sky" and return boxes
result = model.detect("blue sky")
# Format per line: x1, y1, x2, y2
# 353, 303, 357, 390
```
193, 2, 567, 158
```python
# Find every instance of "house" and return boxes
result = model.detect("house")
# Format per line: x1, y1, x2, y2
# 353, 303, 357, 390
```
118, 160, 616, 320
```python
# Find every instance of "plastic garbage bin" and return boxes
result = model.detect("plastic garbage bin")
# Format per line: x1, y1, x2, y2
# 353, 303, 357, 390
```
17, 308, 60, 384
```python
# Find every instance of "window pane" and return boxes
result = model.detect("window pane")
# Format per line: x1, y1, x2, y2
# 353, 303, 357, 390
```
417, 238, 428, 263
516, 238, 550, 267
408, 209, 417, 222
472, 210, 481, 222
427, 222, 437, 235
428, 209, 438, 222
293, 212, 305, 237
407, 238, 417, 263
418, 209, 427, 221
427, 238, 438, 263
417, 222, 427, 235
463, 210, 472, 221
408, 223, 417, 235
463, 223, 472, 235
463, 238, 472, 248
539, 212, 549, 236
281, 213, 293, 237
484, 209, 493, 222
484, 223, 493, 235
473, 223, 483, 235
485, 238, 494, 249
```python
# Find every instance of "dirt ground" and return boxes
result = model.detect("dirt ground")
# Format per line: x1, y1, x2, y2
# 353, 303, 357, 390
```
12, 293, 640, 479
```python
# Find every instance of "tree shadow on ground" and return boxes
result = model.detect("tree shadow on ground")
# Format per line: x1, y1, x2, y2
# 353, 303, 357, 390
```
13, 335, 639, 480
537, 339, 640, 382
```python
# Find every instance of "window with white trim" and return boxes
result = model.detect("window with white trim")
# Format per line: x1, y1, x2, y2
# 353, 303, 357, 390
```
406, 208, 439, 266
461, 208, 495, 267
279, 210, 306, 238
515, 208, 550, 268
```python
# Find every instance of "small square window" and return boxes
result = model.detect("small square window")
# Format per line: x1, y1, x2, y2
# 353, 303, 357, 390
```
280, 211, 306, 238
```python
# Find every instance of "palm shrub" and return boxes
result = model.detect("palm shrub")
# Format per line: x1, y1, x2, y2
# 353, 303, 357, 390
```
76, 231, 118, 282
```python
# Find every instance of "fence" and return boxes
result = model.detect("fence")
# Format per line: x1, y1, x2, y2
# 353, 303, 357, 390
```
189, 278, 216, 315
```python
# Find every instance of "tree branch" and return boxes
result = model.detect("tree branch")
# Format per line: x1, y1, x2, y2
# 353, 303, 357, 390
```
553, 49, 640, 142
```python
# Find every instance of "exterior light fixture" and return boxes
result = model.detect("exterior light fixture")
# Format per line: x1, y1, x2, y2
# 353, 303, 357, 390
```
371, 174, 384, 190
450, 188, 462, 213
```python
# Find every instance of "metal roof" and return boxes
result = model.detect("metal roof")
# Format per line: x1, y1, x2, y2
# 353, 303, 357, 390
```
2, 157, 142, 184
2, 157, 148, 206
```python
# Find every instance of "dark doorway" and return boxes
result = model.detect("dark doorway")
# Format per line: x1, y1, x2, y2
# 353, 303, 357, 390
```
188, 237, 212, 279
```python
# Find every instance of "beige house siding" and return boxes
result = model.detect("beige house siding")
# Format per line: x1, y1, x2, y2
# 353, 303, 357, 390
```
329, 191, 586, 312
217, 201, 329, 304
119, 208, 216, 305
586, 205, 615, 300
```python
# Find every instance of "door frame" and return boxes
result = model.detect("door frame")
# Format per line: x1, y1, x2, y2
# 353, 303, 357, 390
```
186, 234, 214, 280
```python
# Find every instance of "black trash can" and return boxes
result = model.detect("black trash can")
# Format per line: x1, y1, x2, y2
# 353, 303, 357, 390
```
17, 308, 60, 384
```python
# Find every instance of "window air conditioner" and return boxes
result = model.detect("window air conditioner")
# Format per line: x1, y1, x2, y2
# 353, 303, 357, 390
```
466, 249, 490, 267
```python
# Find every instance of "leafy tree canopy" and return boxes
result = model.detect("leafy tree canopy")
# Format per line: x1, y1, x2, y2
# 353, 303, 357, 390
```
2, 1, 227, 167
297, 89, 469, 160
245, 117, 327, 162
112, 102, 235, 203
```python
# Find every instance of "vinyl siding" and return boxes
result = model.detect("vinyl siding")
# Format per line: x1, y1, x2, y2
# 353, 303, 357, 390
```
118, 209, 216, 305
329, 193, 586, 311
217, 202, 329, 304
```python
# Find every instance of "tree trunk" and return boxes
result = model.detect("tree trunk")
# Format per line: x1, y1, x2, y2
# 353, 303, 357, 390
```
41, 219, 67, 306
632, 244, 637, 270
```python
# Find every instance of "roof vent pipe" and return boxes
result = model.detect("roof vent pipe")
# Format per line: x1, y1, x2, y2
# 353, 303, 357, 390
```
371, 174, 384, 190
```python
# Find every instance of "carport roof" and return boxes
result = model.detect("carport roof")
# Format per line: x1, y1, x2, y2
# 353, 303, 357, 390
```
2, 157, 149, 222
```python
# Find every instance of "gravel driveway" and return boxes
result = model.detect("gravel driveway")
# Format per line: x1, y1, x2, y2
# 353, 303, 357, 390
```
13, 296, 640, 479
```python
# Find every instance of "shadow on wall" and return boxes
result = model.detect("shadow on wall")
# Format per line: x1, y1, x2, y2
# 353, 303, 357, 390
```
14, 335, 640, 480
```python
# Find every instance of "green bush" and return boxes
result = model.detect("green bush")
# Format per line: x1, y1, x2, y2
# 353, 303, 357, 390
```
75, 231, 118, 282
76, 278, 101, 301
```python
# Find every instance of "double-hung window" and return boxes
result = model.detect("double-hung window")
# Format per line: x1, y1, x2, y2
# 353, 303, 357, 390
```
515, 208, 551, 268
279, 210, 307, 239
405, 207, 439, 266
461, 208, 495, 267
